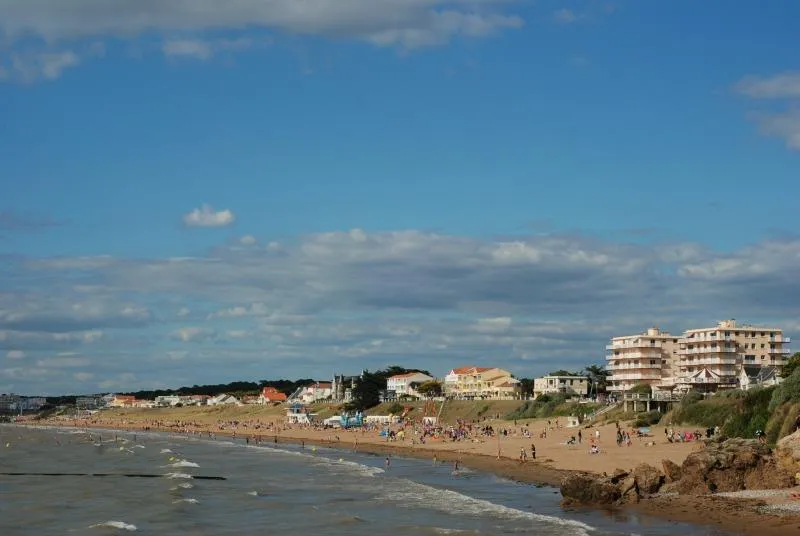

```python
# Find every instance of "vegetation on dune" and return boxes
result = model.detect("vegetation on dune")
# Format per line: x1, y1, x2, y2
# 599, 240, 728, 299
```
505, 394, 599, 421
668, 364, 800, 443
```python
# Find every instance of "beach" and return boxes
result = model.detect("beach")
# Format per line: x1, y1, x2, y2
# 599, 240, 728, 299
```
27, 406, 800, 536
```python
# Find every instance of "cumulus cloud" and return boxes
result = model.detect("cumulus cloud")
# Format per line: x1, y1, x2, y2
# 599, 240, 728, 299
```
4, 228, 800, 394
182, 204, 235, 227
735, 72, 800, 99
0, 1, 523, 53
0, 42, 105, 83
735, 72, 800, 150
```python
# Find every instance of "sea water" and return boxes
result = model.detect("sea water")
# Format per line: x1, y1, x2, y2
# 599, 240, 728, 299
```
0, 426, 732, 535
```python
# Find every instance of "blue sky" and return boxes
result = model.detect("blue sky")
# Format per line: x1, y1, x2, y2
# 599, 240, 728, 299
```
1, 1, 799, 395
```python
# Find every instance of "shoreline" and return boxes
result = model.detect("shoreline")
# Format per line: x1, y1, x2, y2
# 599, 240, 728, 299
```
20, 419, 800, 536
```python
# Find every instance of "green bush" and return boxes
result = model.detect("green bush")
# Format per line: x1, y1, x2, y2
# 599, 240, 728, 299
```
628, 383, 652, 395
633, 410, 662, 428
385, 402, 404, 415
769, 367, 800, 412
671, 386, 777, 440
505, 394, 569, 420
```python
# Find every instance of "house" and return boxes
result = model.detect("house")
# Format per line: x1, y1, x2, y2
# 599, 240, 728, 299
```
207, 394, 241, 406
291, 382, 333, 404
18, 397, 47, 411
532, 375, 589, 398
443, 366, 521, 400
107, 395, 137, 408
740, 366, 783, 391
386, 372, 435, 399
154, 395, 182, 407
286, 403, 316, 424
0, 394, 22, 413
76, 396, 105, 410
258, 387, 287, 404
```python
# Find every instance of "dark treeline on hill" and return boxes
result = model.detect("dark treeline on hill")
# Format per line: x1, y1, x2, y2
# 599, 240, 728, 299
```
121, 379, 317, 400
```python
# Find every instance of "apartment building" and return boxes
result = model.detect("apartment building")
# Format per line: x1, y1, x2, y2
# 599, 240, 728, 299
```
606, 320, 791, 394
677, 319, 790, 391
606, 327, 679, 394
386, 372, 435, 399
532, 375, 589, 398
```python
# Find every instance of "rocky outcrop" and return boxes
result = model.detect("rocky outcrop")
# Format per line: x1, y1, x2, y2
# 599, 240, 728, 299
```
676, 438, 794, 494
776, 429, 800, 476
559, 473, 621, 506
633, 463, 664, 494
661, 459, 682, 482
559, 438, 796, 507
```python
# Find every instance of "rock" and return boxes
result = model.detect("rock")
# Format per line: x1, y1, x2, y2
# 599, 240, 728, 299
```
560, 473, 621, 506
619, 475, 637, 495
611, 468, 629, 483
676, 438, 794, 494
633, 463, 664, 495
776, 429, 800, 476
661, 459, 682, 483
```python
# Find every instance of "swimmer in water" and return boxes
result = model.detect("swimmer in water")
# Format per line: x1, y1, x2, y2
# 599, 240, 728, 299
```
385, 456, 391, 468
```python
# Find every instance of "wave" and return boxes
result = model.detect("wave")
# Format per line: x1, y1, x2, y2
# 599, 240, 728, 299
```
381, 480, 594, 535
163, 460, 200, 468
165, 472, 194, 479
173, 498, 199, 504
160, 448, 173, 453
89, 521, 137, 531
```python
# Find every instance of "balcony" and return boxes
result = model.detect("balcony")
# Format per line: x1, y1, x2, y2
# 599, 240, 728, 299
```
768, 348, 791, 355
678, 346, 737, 355
611, 372, 663, 381
680, 357, 738, 366
606, 341, 665, 350
607, 362, 662, 371
606, 351, 663, 360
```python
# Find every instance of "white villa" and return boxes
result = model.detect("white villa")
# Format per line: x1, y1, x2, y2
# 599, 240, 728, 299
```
532, 375, 589, 398
443, 366, 521, 400
386, 372, 435, 399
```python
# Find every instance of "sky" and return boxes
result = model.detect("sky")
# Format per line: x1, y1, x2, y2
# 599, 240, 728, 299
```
1, 1, 799, 396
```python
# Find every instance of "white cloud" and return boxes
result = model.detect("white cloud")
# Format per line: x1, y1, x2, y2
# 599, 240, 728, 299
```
182, 204, 235, 227
735, 72, 800, 151
748, 110, 800, 150
0, 1, 523, 52
162, 37, 260, 60
208, 302, 268, 319
6, 350, 25, 359
171, 326, 216, 342
239, 235, 257, 246
177, 307, 191, 317
735, 72, 800, 99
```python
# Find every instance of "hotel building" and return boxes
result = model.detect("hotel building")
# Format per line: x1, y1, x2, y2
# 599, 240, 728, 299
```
606, 320, 791, 394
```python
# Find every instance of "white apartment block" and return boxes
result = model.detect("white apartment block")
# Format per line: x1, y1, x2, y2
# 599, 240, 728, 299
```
606, 327, 679, 394
607, 320, 791, 394
532, 375, 589, 398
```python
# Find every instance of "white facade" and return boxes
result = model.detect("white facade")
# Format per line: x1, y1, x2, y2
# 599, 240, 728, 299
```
532, 376, 589, 398
387, 372, 435, 398
298, 382, 333, 404
207, 394, 241, 406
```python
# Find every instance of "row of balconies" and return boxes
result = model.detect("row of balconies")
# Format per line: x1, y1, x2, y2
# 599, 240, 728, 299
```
607, 362, 662, 371
606, 341, 667, 350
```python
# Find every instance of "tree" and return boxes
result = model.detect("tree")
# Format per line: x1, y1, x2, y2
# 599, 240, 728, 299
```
781, 352, 800, 378
347, 370, 383, 411
582, 364, 610, 397
416, 380, 443, 398
549, 370, 581, 377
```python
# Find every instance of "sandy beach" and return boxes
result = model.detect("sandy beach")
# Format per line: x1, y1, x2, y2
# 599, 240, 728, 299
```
27, 407, 800, 536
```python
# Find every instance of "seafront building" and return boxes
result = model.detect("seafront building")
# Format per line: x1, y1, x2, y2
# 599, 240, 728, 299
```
443, 366, 521, 400
532, 375, 589, 398
386, 372, 435, 399
606, 320, 791, 394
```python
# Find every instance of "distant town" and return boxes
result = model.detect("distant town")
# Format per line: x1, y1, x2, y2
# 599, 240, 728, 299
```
1, 318, 793, 417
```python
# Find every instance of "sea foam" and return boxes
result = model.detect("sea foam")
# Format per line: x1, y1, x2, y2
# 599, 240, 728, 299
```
90, 521, 137, 531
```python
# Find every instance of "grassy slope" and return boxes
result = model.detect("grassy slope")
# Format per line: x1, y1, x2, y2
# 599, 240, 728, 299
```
90, 400, 527, 426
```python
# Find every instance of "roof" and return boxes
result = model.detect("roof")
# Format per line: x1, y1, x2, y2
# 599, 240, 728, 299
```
450, 366, 493, 375
743, 366, 778, 382
316, 382, 332, 388
262, 387, 287, 401
388, 372, 431, 379
114, 395, 136, 401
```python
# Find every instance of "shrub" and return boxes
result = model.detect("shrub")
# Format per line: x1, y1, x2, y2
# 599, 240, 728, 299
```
629, 384, 652, 395
769, 367, 800, 412
386, 402, 404, 415
633, 410, 662, 428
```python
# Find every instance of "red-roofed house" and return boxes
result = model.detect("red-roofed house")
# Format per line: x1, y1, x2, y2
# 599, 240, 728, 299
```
108, 395, 137, 408
259, 387, 288, 404
443, 367, 520, 400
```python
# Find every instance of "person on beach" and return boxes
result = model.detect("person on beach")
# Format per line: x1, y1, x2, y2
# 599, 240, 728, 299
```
530, 443, 536, 460
385, 456, 391, 468
577, 430, 582, 444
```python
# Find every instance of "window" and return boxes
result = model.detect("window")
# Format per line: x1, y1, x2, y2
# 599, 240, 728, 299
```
761, 344, 765, 348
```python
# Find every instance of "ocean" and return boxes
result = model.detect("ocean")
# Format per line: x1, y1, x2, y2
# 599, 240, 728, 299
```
0, 425, 732, 536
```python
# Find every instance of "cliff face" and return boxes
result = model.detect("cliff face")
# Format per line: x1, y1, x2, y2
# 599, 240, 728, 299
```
560, 437, 796, 506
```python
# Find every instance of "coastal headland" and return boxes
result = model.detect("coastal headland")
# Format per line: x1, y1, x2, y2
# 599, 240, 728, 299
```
25, 403, 800, 536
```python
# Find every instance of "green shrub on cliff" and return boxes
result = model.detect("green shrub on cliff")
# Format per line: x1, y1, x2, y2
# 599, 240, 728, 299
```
671, 386, 775, 439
